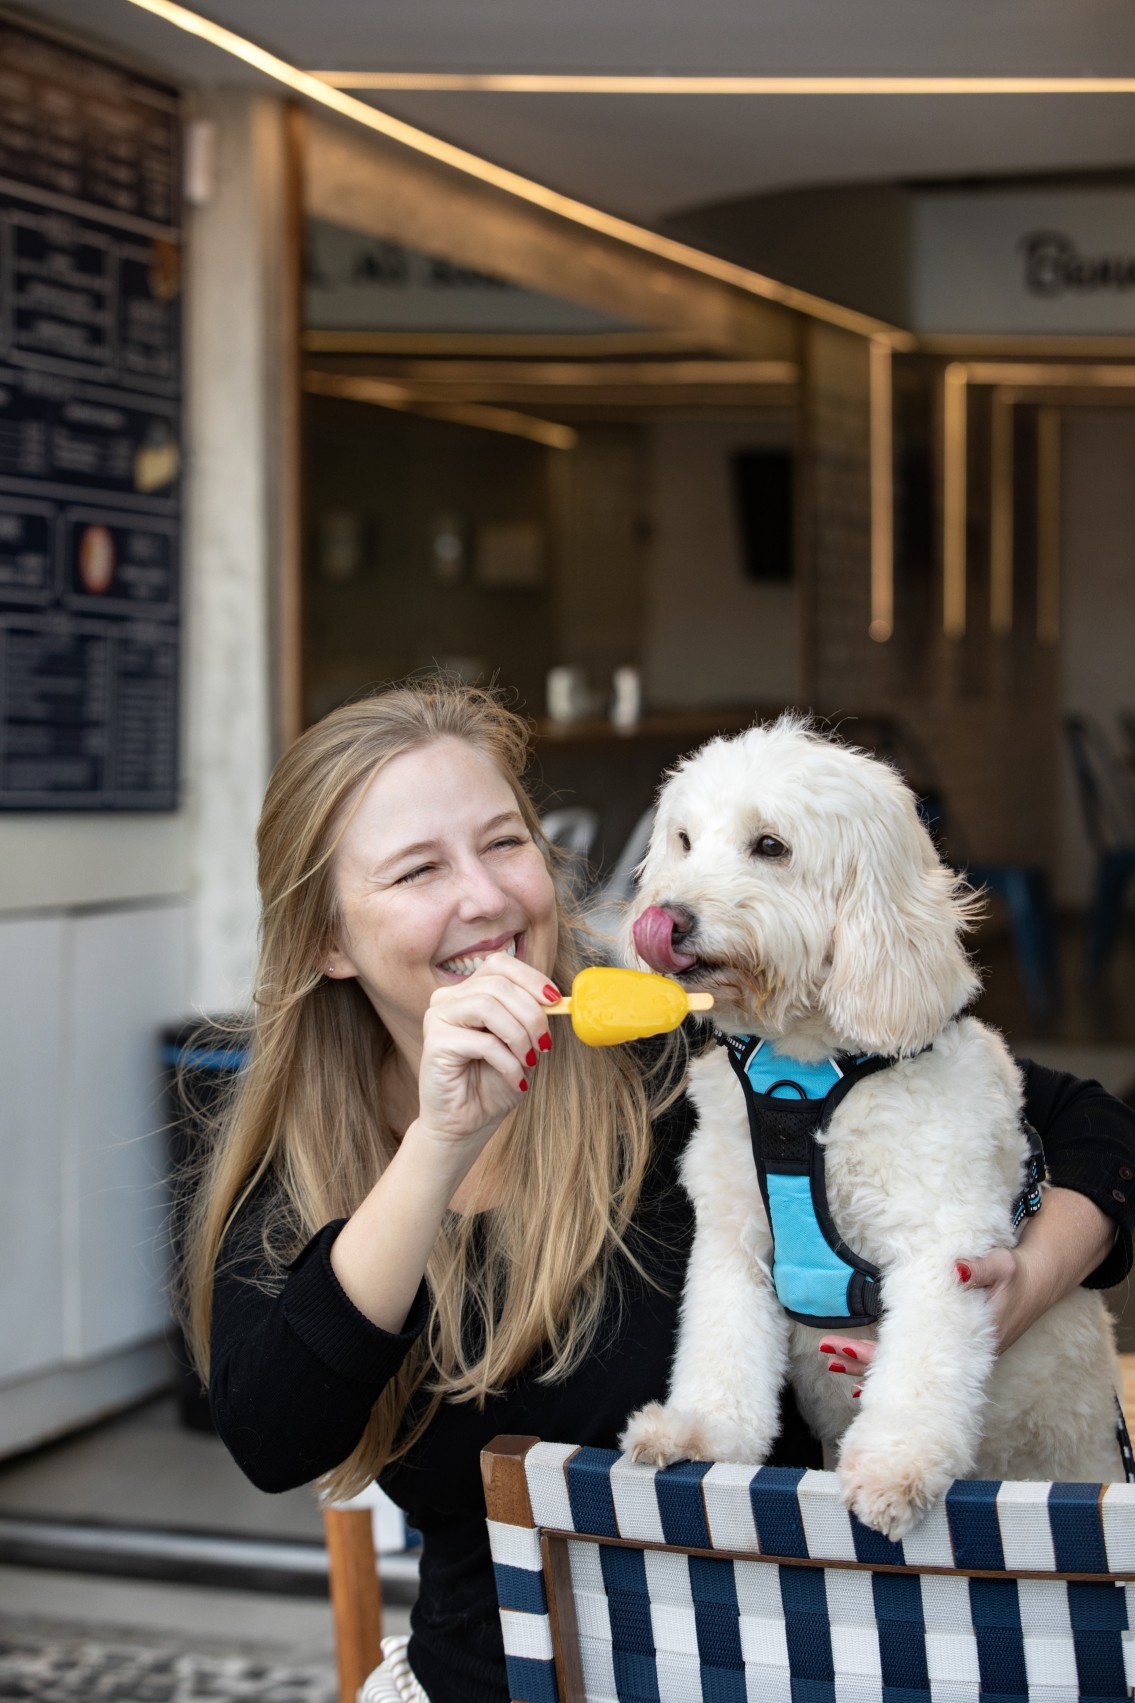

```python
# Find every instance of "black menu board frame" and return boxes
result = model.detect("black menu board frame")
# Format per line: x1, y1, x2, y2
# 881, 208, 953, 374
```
0, 18, 181, 810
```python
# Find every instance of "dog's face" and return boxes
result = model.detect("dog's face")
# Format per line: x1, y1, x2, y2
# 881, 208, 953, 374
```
628, 718, 980, 1057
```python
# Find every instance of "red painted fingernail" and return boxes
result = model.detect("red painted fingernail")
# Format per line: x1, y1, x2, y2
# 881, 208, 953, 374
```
819, 1342, 835, 1354
525, 1048, 537, 1068
543, 984, 561, 1002
852, 1386, 862, 1399
538, 1032, 552, 1052
518, 1078, 528, 1092
842, 1347, 858, 1361
956, 1261, 972, 1284
829, 1363, 847, 1375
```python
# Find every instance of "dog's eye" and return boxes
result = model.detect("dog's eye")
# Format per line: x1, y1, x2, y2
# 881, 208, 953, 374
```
677, 830, 691, 853
750, 834, 789, 860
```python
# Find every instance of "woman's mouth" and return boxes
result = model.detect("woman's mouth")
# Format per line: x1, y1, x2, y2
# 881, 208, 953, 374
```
437, 934, 521, 978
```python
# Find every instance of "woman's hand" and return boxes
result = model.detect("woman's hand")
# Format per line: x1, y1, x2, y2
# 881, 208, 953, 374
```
329, 953, 558, 1333
414, 952, 557, 1154
818, 1188, 1119, 1391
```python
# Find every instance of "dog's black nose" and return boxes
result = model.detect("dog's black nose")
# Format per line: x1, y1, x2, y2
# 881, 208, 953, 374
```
667, 905, 696, 945
633, 904, 699, 974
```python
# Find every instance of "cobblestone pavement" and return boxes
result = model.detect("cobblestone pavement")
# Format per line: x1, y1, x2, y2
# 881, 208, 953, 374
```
0, 1628, 338, 1703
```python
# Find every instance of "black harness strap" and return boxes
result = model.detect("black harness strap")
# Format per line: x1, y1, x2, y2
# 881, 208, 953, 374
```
717, 1034, 1047, 1332
718, 1036, 893, 1328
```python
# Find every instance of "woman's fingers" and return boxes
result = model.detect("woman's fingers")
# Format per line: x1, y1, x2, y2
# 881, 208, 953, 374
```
817, 1249, 1020, 1394
954, 1245, 1024, 1353
418, 1020, 533, 1130
428, 961, 554, 1072
818, 1334, 875, 1392
955, 1249, 1016, 1292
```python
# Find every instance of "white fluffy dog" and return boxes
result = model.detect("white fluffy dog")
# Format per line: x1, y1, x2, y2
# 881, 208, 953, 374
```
620, 717, 1122, 1539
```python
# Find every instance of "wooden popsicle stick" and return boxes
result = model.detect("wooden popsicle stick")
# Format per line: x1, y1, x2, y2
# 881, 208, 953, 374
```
544, 991, 714, 1015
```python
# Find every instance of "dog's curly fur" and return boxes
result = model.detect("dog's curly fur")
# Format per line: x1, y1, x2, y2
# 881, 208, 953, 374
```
620, 717, 1121, 1538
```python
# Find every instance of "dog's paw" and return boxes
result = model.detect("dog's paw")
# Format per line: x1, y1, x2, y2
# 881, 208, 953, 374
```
837, 1438, 947, 1543
619, 1404, 717, 1469
620, 1404, 770, 1469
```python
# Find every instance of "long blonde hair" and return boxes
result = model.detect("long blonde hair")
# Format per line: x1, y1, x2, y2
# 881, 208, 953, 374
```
183, 678, 677, 1499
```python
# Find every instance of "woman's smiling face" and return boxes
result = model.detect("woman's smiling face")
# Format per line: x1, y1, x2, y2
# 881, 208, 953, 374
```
326, 738, 558, 1057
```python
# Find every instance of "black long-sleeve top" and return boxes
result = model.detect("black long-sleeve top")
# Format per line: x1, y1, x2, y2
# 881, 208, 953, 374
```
210, 1061, 1135, 1703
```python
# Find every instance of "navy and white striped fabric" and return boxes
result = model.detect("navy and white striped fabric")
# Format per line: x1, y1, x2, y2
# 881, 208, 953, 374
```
486, 1444, 1135, 1703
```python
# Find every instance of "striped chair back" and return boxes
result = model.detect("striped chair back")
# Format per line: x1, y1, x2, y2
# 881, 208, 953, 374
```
481, 1435, 1135, 1703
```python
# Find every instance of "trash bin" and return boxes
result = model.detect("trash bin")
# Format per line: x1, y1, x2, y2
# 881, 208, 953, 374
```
162, 1017, 250, 1432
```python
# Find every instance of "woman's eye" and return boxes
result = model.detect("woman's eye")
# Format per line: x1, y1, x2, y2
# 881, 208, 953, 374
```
488, 835, 524, 852
750, 834, 789, 860
395, 863, 434, 884
677, 830, 691, 852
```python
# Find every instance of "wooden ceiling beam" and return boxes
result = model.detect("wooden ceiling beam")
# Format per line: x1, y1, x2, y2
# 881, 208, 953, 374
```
306, 113, 804, 359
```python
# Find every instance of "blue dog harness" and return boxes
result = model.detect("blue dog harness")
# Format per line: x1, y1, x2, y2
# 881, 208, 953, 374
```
716, 1032, 1046, 1330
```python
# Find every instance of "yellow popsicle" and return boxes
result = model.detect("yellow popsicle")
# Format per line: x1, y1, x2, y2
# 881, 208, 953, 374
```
545, 966, 714, 1046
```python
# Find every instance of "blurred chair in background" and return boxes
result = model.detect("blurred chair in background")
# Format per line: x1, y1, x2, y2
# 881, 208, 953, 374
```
856, 718, 1061, 1029
539, 807, 601, 903
539, 807, 601, 861
1118, 708, 1135, 761
582, 805, 655, 956
1064, 714, 1135, 983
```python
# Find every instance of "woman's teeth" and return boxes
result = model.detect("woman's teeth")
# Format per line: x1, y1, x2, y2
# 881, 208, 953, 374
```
439, 937, 517, 977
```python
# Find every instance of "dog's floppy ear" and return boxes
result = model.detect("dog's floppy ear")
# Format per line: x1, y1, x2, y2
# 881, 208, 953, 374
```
818, 791, 980, 1057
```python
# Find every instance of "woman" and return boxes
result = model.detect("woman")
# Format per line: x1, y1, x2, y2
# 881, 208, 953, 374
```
186, 678, 1135, 1703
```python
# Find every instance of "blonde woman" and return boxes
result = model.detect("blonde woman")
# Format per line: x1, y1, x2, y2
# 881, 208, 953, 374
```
187, 679, 1135, 1703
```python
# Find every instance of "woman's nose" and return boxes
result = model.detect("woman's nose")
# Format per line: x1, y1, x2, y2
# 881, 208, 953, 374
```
455, 859, 508, 918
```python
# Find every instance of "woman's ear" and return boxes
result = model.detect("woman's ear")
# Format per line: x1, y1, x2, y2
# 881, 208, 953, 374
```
323, 945, 355, 980
818, 799, 981, 1056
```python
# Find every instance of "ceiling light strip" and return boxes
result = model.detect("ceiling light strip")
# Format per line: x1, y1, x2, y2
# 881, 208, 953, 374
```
868, 339, 893, 643
1035, 408, 1062, 644
964, 362, 1135, 388
123, 0, 912, 347
312, 72, 1135, 95
303, 369, 578, 449
989, 390, 1014, 636
942, 364, 968, 640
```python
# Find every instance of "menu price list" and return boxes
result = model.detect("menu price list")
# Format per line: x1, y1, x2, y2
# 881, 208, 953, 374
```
5, 206, 181, 392
0, 616, 176, 807
0, 24, 178, 229
0, 19, 181, 811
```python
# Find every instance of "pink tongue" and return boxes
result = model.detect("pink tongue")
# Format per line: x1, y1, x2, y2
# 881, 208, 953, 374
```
632, 905, 698, 974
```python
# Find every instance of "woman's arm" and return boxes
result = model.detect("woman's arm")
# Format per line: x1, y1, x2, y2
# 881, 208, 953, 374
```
820, 1060, 1135, 1381
327, 952, 555, 1328
1020, 1058, 1135, 1290
209, 951, 555, 1490
954, 1185, 1117, 1351
209, 1199, 429, 1492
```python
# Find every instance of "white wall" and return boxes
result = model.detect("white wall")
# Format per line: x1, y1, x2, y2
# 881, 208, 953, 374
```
1057, 410, 1135, 905
0, 902, 189, 1454
643, 418, 800, 710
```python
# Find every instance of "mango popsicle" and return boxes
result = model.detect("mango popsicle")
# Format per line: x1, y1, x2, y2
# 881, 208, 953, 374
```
545, 966, 714, 1046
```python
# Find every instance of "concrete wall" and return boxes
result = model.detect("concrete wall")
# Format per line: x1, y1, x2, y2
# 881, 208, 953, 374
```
0, 89, 285, 1455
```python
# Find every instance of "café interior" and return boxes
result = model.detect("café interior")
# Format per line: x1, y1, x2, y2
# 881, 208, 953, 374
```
2, 2, 1135, 1698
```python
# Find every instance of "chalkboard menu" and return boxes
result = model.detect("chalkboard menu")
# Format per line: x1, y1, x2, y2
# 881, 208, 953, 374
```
0, 20, 180, 809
